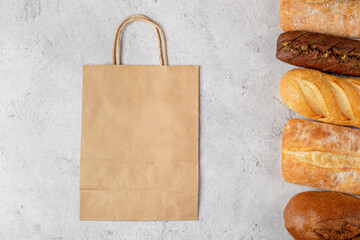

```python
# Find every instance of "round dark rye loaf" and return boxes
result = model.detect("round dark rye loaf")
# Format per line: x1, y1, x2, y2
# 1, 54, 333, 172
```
284, 191, 360, 240
276, 31, 360, 77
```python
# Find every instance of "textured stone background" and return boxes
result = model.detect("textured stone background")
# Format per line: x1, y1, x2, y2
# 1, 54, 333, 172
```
0, 0, 312, 239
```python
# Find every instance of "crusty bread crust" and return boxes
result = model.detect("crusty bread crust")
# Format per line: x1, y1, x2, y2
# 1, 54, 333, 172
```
282, 119, 360, 195
280, 0, 360, 38
280, 68, 360, 128
284, 191, 360, 240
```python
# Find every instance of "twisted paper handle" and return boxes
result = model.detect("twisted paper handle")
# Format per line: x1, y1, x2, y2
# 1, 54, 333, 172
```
112, 14, 168, 65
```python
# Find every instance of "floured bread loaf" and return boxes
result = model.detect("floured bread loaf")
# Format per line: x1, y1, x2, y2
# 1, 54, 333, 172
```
282, 119, 360, 196
280, 0, 360, 38
280, 68, 360, 128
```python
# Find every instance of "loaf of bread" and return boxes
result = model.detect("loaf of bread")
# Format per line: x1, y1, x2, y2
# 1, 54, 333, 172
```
284, 191, 360, 240
282, 119, 360, 196
280, 0, 360, 38
277, 31, 360, 77
280, 68, 360, 128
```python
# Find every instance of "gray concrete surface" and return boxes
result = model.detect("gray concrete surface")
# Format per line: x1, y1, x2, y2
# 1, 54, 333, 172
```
0, 0, 314, 239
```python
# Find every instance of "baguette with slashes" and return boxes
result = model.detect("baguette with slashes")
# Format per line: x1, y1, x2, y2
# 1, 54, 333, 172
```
280, 68, 360, 128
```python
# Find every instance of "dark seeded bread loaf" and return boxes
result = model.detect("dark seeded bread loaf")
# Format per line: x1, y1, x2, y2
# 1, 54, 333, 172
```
276, 31, 360, 77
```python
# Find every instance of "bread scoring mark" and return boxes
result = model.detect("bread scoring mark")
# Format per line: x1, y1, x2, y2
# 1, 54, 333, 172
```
297, 79, 327, 117
326, 80, 354, 120
312, 217, 360, 239
284, 150, 360, 170
350, 80, 360, 97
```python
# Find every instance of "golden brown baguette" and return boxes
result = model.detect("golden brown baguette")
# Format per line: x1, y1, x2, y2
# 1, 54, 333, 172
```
280, 68, 360, 128
282, 119, 360, 196
280, 0, 360, 38
284, 191, 360, 240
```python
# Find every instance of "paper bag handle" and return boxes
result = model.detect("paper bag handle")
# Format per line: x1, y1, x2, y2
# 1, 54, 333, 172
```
112, 14, 168, 65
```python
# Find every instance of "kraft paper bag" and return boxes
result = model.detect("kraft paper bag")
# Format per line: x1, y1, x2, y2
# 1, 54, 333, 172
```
80, 15, 199, 220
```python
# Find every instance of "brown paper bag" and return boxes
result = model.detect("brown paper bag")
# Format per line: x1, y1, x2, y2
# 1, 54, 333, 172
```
80, 15, 199, 221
